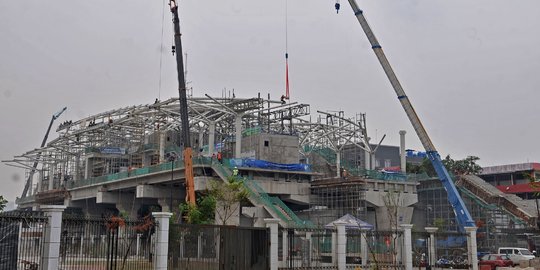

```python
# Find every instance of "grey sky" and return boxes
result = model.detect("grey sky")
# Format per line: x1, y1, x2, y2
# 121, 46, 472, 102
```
1, 0, 539, 202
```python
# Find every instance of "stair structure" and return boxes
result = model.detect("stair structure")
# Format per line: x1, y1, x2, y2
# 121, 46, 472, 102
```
458, 174, 538, 227
210, 162, 313, 228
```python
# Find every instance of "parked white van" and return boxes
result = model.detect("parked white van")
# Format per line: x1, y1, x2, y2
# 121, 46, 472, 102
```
498, 247, 535, 265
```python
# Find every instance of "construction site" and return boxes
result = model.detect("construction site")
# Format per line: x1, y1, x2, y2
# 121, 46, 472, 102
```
4, 92, 540, 252
3, 1, 540, 265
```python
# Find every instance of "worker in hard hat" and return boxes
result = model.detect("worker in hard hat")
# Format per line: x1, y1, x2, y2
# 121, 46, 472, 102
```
232, 166, 239, 177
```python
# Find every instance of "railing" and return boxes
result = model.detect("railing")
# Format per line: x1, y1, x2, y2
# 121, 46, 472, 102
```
0, 211, 48, 270
305, 146, 430, 181
59, 215, 155, 270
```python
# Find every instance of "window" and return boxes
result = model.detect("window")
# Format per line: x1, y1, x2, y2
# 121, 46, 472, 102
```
264, 140, 269, 147
384, 159, 391, 168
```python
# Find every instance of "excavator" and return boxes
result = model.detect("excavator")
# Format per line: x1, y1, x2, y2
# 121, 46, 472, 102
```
169, 0, 195, 205
335, 1, 475, 230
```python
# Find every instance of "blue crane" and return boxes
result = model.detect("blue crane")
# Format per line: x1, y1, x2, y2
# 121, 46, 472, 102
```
336, 1, 475, 229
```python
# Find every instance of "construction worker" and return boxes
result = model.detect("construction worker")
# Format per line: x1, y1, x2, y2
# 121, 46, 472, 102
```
232, 166, 239, 177
217, 151, 223, 164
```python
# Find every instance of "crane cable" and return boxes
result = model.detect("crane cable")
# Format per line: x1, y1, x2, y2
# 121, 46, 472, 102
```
284, 0, 290, 100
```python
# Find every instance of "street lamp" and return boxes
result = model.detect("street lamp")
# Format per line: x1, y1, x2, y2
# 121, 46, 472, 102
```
168, 152, 178, 212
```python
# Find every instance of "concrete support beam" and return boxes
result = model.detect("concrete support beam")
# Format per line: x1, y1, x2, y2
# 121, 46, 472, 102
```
336, 150, 341, 178
208, 121, 216, 155
96, 191, 116, 204
265, 218, 280, 270
399, 130, 406, 173
159, 131, 166, 163
360, 227, 369, 267
235, 114, 243, 158
136, 184, 170, 198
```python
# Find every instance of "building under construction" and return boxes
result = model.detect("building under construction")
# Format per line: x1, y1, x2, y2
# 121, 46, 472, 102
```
5, 94, 540, 249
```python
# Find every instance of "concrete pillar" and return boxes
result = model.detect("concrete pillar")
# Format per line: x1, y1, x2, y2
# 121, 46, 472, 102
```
48, 166, 54, 190
159, 131, 166, 163
152, 212, 173, 270
265, 218, 280, 270
208, 121, 216, 155
400, 224, 413, 270
425, 227, 438, 267
40, 205, 66, 270
235, 114, 243, 158
198, 126, 205, 152
336, 150, 341, 178
335, 221, 347, 270
282, 230, 288, 264
360, 226, 370, 267
399, 130, 406, 173
365, 150, 371, 170
465, 226, 478, 270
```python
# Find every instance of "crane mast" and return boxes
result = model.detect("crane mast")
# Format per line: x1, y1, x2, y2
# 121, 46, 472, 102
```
343, 0, 475, 228
169, 0, 196, 205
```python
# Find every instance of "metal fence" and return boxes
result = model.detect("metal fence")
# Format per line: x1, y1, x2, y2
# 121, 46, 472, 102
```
168, 223, 269, 270
0, 211, 48, 270
279, 227, 336, 270
411, 231, 469, 269
279, 227, 406, 270
59, 215, 156, 270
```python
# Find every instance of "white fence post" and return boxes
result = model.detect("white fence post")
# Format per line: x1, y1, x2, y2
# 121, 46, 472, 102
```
400, 224, 413, 270
360, 226, 370, 267
334, 221, 347, 270
425, 227, 438, 268
152, 212, 173, 270
465, 226, 478, 270
40, 205, 66, 270
265, 218, 279, 270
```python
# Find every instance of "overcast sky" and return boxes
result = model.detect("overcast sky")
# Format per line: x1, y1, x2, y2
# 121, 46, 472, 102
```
1, 0, 539, 202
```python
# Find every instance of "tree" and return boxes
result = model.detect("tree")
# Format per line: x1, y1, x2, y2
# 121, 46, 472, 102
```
209, 176, 249, 225
0, 196, 7, 212
406, 155, 482, 177
178, 194, 216, 224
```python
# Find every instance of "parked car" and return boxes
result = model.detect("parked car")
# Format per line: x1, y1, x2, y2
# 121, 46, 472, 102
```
498, 247, 535, 265
479, 254, 514, 270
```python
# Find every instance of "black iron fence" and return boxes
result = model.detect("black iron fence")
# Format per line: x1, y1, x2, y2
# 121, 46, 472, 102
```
0, 211, 48, 270
412, 231, 469, 269
168, 223, 269, 270
59, 215, 156, 270
279, 227, 336, 270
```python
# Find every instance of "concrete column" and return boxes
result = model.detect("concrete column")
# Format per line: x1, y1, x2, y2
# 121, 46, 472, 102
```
265, 218, 280, 270
159, 131, 166, 163
365, 150, 371, 170
198, 126, 205, 152
282, 230, 288, 264
48, 166, 54, 190
465, 226, 478, 270
400, 224, 413, 270
360, 227, 370, 267
425, 227, 438, 267
306, 232, 312, 267
336, 150, 341, 178
235, 114, 243, 158
335, 221, 347, 270
399, 130, 406, 173
152, 212, 173, 270
208, 121, 216, 155
40, 205, 66, 270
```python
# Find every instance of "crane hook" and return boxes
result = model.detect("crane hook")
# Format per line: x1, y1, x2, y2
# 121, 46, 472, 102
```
335, 0, 340, 13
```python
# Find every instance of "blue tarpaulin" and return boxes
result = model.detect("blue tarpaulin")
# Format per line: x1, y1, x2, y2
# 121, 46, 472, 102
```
228, 158, 311, 172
